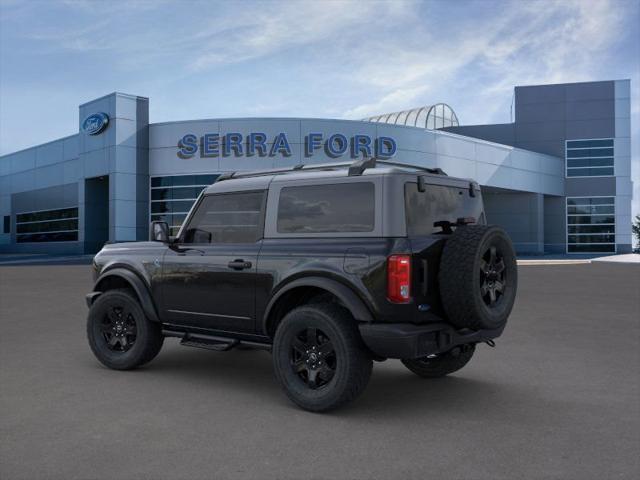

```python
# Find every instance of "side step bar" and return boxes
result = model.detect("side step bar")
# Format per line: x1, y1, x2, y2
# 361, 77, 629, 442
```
181, 336, 239, 352
162, 329, 272, 352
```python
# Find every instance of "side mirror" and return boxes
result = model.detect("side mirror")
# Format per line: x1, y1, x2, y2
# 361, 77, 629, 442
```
150, 221, 170, 243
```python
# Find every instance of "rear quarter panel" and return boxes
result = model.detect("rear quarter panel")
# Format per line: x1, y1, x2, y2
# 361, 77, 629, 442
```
256, 237, 444, 330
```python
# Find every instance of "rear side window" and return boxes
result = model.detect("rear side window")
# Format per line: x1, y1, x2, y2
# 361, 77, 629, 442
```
405, 182, 481, 236
182, 191, 265, 244
277, 183, 375, 233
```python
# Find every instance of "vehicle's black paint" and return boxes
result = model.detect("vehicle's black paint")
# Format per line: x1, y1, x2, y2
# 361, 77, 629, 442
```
87, 166, 507, 362
159, 241, 261, 332
93, 266, 160, 322
359, 321, 504, 359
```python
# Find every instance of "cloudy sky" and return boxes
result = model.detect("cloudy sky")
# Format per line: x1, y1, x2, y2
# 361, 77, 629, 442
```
1, 0, 639, 212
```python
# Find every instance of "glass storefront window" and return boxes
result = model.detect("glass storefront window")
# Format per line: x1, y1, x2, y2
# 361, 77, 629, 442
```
150, 175, 219, 235
15, 207, 79, 243
566, 139, 614, 177
566, 197, 615, 253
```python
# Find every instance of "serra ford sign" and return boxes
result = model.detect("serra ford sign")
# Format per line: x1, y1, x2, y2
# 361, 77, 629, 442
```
177, 132, 397, 159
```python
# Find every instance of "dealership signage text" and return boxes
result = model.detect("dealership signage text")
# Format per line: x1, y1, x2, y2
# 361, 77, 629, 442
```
177, 133, 396, 159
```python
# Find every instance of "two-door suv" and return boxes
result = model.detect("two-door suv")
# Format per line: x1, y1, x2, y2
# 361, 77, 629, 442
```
86, 159, 517, 411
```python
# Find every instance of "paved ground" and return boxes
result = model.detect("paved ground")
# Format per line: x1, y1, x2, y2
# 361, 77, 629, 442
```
1, 263, 639, 480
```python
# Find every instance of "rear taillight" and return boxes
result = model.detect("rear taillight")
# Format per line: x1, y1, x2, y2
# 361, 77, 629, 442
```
387, 255, 411, 303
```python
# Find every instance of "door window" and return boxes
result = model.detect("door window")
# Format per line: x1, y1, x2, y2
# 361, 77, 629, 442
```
182, 192, 265, 244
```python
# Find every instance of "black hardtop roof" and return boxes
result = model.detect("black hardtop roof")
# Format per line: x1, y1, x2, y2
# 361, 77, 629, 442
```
203, 158, 477, 194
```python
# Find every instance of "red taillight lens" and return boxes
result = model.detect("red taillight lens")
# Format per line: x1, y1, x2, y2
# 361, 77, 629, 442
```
387, 255, 411, 303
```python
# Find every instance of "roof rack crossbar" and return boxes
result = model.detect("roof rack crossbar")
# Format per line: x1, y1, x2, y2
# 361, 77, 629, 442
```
213, 158, 447, 183
375, 160, 447, 176
214, 162, 354, 182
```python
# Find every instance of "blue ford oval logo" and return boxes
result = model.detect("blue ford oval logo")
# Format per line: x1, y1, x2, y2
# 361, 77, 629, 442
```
82, 112, 109, 135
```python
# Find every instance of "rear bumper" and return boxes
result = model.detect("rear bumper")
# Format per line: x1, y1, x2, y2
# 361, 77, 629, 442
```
359, 322, 505, 359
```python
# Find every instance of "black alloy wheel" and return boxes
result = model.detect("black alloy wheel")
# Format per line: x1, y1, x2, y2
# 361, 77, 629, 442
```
87, 289, 164, 370
479, 245, 506, 307
291, 327, 337, 389
100, 305, 137, 352
272, 303, 372, 412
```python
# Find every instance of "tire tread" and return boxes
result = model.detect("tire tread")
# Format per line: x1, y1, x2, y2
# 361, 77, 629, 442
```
87, 289, 163, 370
273, 302, 372, 412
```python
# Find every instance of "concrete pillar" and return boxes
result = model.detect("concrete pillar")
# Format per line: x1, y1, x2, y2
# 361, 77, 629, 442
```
544, 196, 566, 254
78, 93, 149, 246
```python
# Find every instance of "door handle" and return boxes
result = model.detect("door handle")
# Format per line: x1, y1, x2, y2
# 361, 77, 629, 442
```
228, 259, 252, 270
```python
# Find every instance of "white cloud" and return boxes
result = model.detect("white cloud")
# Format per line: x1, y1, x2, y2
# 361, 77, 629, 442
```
339, 0, 629, 119
189, 1, 411, 71
343, 85, 430, 119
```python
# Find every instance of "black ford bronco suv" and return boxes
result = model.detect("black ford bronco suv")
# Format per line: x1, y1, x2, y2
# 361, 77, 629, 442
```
86, 158, 517, 412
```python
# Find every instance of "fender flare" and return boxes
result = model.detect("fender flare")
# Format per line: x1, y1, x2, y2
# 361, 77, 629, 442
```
91, 268, 160, 323
262, 276, 373, 334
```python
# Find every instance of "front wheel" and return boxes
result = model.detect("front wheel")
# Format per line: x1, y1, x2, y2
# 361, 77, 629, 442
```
272, 303, 372, 412
87, 289, 164, 370
401, 344, 475, 378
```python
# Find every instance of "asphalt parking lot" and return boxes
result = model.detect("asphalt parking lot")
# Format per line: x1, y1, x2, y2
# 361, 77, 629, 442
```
1, 262, 638, 480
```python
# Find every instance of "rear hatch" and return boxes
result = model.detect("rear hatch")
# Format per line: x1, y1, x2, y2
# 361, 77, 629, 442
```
404, 177, 484, 317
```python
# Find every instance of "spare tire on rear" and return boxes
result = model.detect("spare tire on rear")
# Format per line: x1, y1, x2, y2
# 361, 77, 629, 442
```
439, 225, 517, 330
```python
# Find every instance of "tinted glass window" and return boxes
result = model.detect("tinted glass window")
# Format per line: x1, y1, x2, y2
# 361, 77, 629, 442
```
567, 205, 614, 215
566, 197, 615, 253
151, 200, 195, 214
15, 207, 79, 243
150, 175, 218, 236
183, 192, 264, 244
567, 197, 614, 206
567, 215, 614, 225
277, 183, 374, 234
3, 215, 9, 234
566, 139, 613, 149
567, 157, 613, 168
567, 167, 614, 177
566, 139, 614, 177
405, 182, 482, 236
568, 224, 615, 234
567, 148, 614, 158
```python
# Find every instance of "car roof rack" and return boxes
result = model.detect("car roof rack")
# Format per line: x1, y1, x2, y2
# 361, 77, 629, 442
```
215, 162, 353, 183
374, 160, 447, 176
214, 158, 447, 183
347, 158, 446, 176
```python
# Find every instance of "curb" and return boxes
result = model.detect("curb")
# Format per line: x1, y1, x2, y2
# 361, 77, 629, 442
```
517, 259, 591, 266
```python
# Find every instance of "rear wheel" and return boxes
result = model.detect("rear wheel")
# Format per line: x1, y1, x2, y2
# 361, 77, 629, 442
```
272, 303, 372, 412
402, 344, 475, 378
439, 225, 517, 330
87, 289, 164, 370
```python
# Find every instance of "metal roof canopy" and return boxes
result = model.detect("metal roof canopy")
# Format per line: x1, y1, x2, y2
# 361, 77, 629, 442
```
363, 103, 459, 130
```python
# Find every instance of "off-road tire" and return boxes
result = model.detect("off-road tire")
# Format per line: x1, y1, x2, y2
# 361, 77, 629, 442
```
87, 289, 164, 370
439, 225, 517, 330
272, 303, 373, 412
402, 344, 475, 378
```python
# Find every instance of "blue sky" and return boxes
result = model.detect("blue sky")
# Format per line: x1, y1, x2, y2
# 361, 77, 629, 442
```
1, 0, 639, 213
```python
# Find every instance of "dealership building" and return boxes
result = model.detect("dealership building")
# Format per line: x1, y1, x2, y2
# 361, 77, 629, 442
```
0, 79, 633, 255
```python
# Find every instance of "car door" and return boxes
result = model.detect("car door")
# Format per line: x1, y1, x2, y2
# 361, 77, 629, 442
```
160, 190, 266, 333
